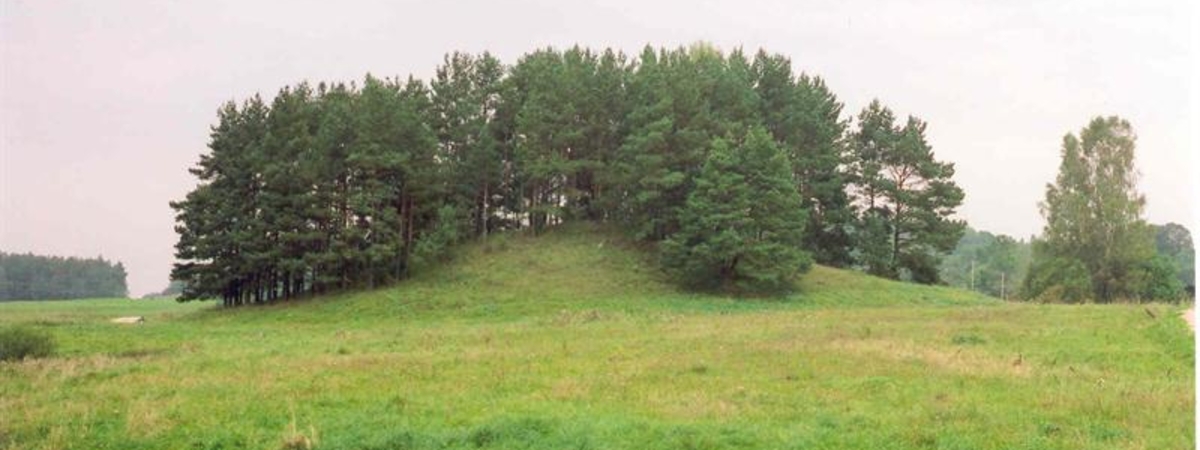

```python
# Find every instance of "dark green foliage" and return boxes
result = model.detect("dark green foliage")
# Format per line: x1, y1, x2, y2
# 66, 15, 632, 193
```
1025, 117, 1180, 302
171, 77, 440, 304
0, 326, 55, 361
848, 101, 965, 283
431, 52, 508, 239
661, 127, 812, 292
1133, 254, 1185, 301
496, 46, 633, 233
171, 96, 270, 303
1152, 223, 1195, 295
614, 46, 739, 241
508, 48, 585, 232
1023, 243, 1094, 303
0, 253, 127, 300
939, 227, 1031, 299
751, 50, 854, 267
170, 44, 965, 304
350, 75, 440, 287
411, 205, 462, 268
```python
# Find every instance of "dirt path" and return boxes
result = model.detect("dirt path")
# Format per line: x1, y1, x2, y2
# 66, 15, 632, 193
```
1183, 306, 1194, 333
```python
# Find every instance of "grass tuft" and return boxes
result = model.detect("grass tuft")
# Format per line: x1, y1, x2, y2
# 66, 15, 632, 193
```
281, 413, 318, 450
950, 334, 986, 345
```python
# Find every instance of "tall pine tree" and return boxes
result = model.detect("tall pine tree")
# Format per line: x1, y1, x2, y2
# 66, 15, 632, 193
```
662, 127, 811, 292
751, 50, 853, 267
849, 100, 964, 283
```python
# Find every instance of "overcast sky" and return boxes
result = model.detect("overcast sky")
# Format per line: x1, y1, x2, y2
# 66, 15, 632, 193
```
1, 0, 1195, 297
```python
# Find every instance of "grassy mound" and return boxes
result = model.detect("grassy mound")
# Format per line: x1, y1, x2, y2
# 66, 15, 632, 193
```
214, 223, 996, 326
0, 225, 1191, 449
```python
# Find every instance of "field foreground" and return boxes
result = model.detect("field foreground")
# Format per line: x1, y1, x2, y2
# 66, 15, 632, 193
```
0, 227, 1193, 449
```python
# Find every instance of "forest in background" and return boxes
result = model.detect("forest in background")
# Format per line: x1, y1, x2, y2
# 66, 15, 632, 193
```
0, 253, 128, 300
939, 223, 1194, 300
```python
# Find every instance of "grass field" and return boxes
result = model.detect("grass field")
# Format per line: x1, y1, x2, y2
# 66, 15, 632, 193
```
0, 225, 1193, 449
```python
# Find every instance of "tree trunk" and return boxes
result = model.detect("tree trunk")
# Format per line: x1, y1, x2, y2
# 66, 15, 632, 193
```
481, 183, 489, 239
403, 193, 415, 278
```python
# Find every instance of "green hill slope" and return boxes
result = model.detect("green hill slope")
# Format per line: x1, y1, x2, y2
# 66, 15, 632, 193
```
226, 223, 996, 325
0, 225, 1192, 450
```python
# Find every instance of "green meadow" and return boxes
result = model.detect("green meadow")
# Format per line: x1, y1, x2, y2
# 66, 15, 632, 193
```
0, 227, 1193, 449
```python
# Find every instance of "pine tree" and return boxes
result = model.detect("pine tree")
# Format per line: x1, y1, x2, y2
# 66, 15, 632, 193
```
311, 82, 358, 292
431, 52, 507, 239
662, 127, 811, 292
395, 77, 445, 273
171, 96, 269, 304
509, 48, 574, 233
261, 83, 321, 300
584, 48, 630, 220
848, 100, 964, 282
751, 51, 853, 267
615, 46, 711, 241
849, 100, 899, 278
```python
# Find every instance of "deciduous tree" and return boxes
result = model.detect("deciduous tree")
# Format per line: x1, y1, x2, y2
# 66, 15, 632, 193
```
1024, 117, 1179, 302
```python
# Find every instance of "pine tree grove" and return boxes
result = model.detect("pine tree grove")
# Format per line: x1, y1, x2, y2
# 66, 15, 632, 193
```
171, 45, 966, 304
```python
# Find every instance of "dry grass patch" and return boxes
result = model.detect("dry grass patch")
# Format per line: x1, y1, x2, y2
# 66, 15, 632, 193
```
829, 338, 1033, 378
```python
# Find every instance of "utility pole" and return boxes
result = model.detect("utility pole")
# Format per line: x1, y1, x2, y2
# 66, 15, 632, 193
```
1001, 272, 1006, 300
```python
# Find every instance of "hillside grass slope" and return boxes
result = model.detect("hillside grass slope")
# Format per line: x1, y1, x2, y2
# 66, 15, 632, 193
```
0, 225, 1193, 449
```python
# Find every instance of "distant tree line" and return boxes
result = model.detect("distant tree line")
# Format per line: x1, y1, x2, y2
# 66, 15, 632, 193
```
142, 280, 186, 299
939, 223, 1191, 303
172, 44, 965, 305
0, 253, 128, 300
939, 227, 1032, 300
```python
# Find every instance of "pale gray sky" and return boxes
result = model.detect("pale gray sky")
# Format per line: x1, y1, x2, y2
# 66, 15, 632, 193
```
1, 0, 1195, 297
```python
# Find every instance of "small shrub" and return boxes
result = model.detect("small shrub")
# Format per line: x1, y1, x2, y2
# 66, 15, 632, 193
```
950, 334, 986, 346
1038, 422, 1062, 436
0, 326, 56, 362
